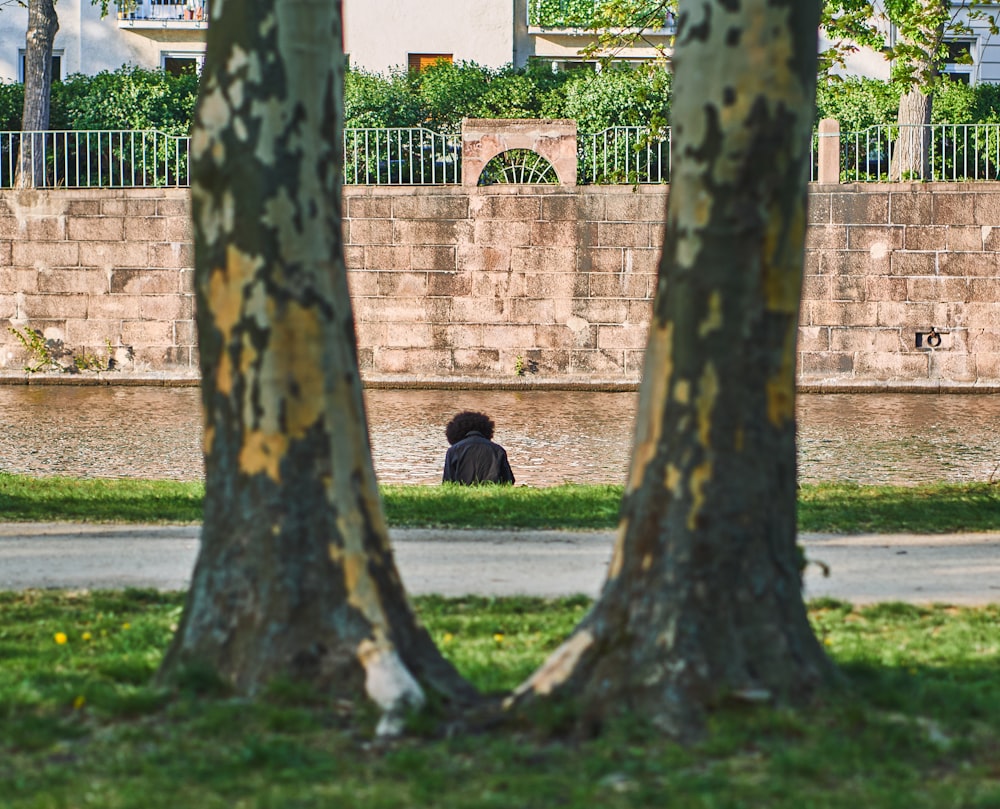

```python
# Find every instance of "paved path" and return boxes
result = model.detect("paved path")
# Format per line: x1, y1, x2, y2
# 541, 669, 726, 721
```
1, 522, 999, 604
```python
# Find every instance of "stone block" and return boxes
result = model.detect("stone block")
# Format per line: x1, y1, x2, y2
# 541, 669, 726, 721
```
87, 295, 143, 319
805, 225, 847, 250
78, 242, 149, 268
68, 216, 124, 241
626, 299, 654, 323
0, 217, 22, 239
481, 324, 537, 349
384, 322, 435, 349
605, 194, 666, 223
831, 192, 888, 225
889, 251, 936, 277
597, 323, 648, 350
124, 199, 160, 217
798, 351, 854, 376
876, 301, 939, 328
908, 277, 970, 303
938, 251, 999, 277
798, 326, 830, 352
933, 193, 976, 225
12, 241, 80, 270
377, 271, 428, 297
452, 349, 499, 373
20, 294, 88, 319
598, 222, 651, 249
974, 193, 1000, 226
532, 324, 579, 349
580, 248, 623, 273
808, 193, 831, 225
63, 318, 121, 349
394, 219, 459, 246
523, 272, 582, 299
141, 295, 194, 321
805, 301, 878, 327
469, 195, 541, 221
801, 274, 830, 300
973, 352, 1000, 381
822, 249, 890, 277
149, 242, 193, 269
392, 195, 469, 220
364, 245, 411, 271
960, 303, 1000, 330
412, 246, 456, 271
571, 298, 629, 324
472, 271, 527, 299
627, 248, 660, 274
929, 352, 976, 382
344, 245, 365, 270
26, 217, 67, 241
457, 245, 511, 273
830, 327, 904, 352
541, 194, 599, 222
174, 319, 197, 347
947, 226, 984, 252
0, 293, 15, 318
967, 329, 1000, 353
570, 348, 625, 374
156, 197, 190, 218
831, 276, 868, 302
120, 320, 177, 347
903, 226, 947, 251
346, 270, 378, 297
524, 348, 571, 375
444, 323, 484, 350
37, 268, 107, 295
427, 271, 472, 297
530, 220, 580, 248
111, 269, 179, 295
473, 219, 532, 247
853, 352, 929, 380
451, 296, 507, 324
163, 218, 193, 242
511, 247, 578, 275
124, 217, 167, 242
345, 195, 393, 219
890, 192, 934, 225
590, 271, 648, 299
847, 225, 903, 251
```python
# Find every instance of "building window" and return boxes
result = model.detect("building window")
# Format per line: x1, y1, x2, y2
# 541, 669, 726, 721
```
408, 53, 452, 72
162, 53, 203, 76
943, 39, 974, 84
17, 51, 62, 83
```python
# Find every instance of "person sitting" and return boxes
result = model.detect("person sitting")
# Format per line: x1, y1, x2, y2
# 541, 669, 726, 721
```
442, 411, 515, 485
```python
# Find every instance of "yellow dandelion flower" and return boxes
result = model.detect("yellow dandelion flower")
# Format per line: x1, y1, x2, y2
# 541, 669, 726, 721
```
823, 637, 833, 646
54, 632, 68, 645
493, 633, 505, 643
81, 632, 92, 642
122, 622, 131, 630
73, 695, 86, 710
443, 633, 454, 643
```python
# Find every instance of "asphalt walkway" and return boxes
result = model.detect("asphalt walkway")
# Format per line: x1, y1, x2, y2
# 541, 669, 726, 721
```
1, 523, 998, 604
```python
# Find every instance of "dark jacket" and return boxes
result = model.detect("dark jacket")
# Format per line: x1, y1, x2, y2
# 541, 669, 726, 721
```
443, 431, 515, 485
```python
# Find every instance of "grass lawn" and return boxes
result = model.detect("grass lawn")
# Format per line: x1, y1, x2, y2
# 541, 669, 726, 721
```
4, 472, 1000, 533
2, 590, 999, 808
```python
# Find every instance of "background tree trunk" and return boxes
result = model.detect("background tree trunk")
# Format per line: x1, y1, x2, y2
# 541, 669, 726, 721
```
509, 0, 836, 741
157, 0, 476, 735
18, 0, 58, 188
890, 88, 933, 180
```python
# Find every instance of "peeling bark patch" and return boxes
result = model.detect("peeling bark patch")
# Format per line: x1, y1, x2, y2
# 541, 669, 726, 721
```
766, 323, 797, 428
238, 430, 288, 481
687, 461, 712, 531
698, 290, 723, 338
695, 362, 718, 448
506, 629, 595, 704
357, 638, 426, 738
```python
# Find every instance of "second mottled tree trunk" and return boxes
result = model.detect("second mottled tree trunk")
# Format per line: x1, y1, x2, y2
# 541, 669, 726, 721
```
158, 0, 476, 734
18, 0, 58, 188
509, 0, 836, 741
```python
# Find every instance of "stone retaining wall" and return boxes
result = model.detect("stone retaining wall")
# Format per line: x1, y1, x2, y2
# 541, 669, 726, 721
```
3, 183, 1000, 389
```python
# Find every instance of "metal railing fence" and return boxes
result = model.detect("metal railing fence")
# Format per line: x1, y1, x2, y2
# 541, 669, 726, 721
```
578, 126, 671, 184
0, 130, 190, 188
342, 127, 461, 185
5, 124, 1000, 189
840, 124, 1000, 182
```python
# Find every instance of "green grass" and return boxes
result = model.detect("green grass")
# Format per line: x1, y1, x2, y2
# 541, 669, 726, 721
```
5, 472, 1000, 533
2, 590, 1000, 808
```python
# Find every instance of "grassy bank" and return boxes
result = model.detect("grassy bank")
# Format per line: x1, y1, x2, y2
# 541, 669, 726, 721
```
3, 472, 1000, 533
2, 590, 999, 808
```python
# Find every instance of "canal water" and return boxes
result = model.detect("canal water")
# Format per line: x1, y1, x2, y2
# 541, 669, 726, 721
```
1, 386, 998, 486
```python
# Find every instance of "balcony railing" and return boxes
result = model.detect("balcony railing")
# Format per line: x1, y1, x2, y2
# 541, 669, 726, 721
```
527, 0, 674, 29
116, 1, 208, 25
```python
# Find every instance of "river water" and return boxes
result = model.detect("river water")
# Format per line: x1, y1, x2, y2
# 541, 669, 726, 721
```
1, 386, 998, 486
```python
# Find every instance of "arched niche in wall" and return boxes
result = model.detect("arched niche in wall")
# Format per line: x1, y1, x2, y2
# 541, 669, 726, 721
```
461, 119, 578, 187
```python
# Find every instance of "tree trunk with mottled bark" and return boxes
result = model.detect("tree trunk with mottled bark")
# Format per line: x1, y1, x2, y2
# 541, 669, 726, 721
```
508, 0, 836, 742
18, 0, 58, 188
157, 0, 476, 735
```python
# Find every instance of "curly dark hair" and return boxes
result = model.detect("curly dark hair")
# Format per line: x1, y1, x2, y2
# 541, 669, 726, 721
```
445, 411, 495, 445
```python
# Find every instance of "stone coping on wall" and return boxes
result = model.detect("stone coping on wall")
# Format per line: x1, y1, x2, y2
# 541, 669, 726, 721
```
3, 371, 1000, 395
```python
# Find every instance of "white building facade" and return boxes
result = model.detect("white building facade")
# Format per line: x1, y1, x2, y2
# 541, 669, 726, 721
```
0, 2, 995, 86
